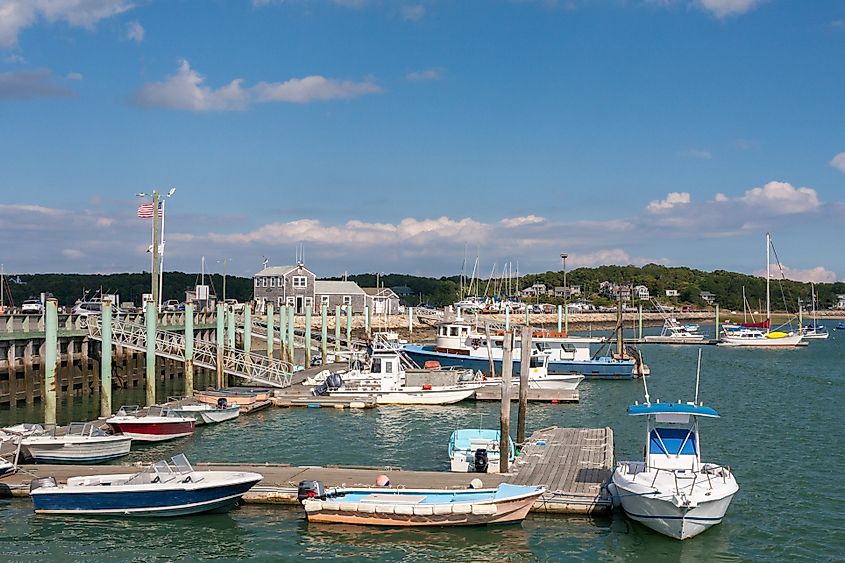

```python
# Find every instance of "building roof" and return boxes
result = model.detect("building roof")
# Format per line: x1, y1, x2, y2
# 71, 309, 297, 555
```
363, 287, 399, 298
254, 264, 313, 277
314, 280, 366, 295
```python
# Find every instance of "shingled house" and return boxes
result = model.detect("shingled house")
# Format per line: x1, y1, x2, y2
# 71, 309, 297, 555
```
253, 263, 374, 314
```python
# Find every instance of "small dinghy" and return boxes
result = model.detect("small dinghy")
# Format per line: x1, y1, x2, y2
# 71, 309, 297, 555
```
297, 481, 544, 526
21, 422, 132, 463
29, 454, 262, 516
448, 429, 515, 473
169, 399, 241, 425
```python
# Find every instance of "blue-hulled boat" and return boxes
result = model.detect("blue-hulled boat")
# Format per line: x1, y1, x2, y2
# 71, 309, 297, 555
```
448, 429, 515, 473
29, 454, 262, 516
297, 481, 544, 526
402, 318, 647, 379
835, 322, 845, 331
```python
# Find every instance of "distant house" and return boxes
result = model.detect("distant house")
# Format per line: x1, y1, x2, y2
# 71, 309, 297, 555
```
633, 285, 650, 301
391, 285, 413, 297
837, 294, 845, 309
521, 283, 547, 297
599, 282, 632, 302
699, 291, 717, 305
253, 262, 369, 314
363, 287, 401, 315
314, 281, 367, 314
554, 285, 581, 299
665, 289, 680, 298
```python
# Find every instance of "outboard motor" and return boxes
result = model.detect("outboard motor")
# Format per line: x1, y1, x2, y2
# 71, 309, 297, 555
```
297, 480, 326, 503
217, 397, 228, 409
325, 373, 343, 391
29, 476, 58, 493
474, 448, 489, 473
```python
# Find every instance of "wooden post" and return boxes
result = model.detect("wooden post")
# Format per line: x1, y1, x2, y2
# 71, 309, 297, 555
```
184, 302, 194, 397
557, 304, 562, 333
44, 299, 58, 424
226, 305, 236, 349
524, 306, 529, 325
287, 306, 295, 364
278, 306, 287, 362
334, 306, 342, 353
715, 304, 720, 340
505, 305, 510, 330
321, 304, 328, 365
499, 330, 513, 474
100, 299, 113, 417
638, 303, 643, 340
564, 300, 569, 333
305, 306, 312, 367
216, 303, 225, 388
484, 322, 496, 377
266, 303, 275, 360
364, 305, 370, 338
243, 304, 252, 356
7, 343, 16, 406
517, 326, 531, 444
145, 300, 157, 407
345, 307, 353, 352
408, 307, 414, 335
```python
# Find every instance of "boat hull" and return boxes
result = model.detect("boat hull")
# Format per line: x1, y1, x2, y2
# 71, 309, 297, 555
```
22, 436, 132, 463
327, 386, 478, 405
717, 333, 804, 347
170, 405, 241, 425
106, 421, 195, 442
403, 346, 636, 379
31, 474, 261, 516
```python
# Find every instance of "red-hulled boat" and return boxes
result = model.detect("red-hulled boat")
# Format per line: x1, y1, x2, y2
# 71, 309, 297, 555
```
106, 405, 195, 442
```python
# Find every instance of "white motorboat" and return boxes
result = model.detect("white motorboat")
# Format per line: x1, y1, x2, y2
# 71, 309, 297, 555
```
106, 405, 195, 442
169, 399, 241, 425
481, 353, 583, 391
643, 318, 706, 343
611, 352, 739, 540
312, 346, 482, 405
21, 422, 132, 464
29, 454, 262, 516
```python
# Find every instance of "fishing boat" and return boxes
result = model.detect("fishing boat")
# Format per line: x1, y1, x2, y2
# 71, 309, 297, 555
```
402, 317, 646, 379
297, 480, 544, 526
29, 454, 262, 516
169, 399, 241, 425
20, 422, 132, 463
480, 353, 583, 391
448, 428, 515, 473
106, 405, 195, 442
718, 234, 804, 347
610, 351, 739, 540
312, 345, 482, 405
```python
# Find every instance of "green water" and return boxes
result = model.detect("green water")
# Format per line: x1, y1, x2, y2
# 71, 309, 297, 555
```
2, 328, 844, 561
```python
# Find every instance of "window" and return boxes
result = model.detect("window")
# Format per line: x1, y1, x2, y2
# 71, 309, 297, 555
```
269, 277, 276, 288
449, 326, 459, 336
384, 360, 394, 374
286, 297, 295, 306
261, 278, 268, 288
254, 278, 260, 287
293, 276, 307, 289
320, 295, 330, 305
342, 296, 351, 305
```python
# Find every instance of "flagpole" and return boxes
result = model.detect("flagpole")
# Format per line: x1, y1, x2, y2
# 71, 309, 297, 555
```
159, 198, 165, 310
152, 191, 160, 309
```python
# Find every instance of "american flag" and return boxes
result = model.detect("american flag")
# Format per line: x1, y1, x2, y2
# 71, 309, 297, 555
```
137, 203, 162, 219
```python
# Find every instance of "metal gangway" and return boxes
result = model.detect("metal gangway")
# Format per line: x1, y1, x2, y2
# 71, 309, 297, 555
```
88, 317, 296, 389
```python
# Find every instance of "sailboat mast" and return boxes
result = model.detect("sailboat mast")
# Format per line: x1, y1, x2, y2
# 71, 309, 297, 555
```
766, 233, 771, 325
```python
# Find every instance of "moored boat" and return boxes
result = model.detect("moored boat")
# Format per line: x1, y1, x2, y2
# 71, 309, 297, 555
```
169, 400, 241, 425
194, 387, 271, 406
21, 422, 132, 463
480, 353, 583, 391
29, 454, 262, 516
297, 481, 544, 526
106, 406, 195, 442
448, 428, 515, 473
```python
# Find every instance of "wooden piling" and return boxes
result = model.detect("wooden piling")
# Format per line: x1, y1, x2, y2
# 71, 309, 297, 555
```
215, 303, 225, 388
638, 303, 643, 340
499, 330, 513, 474
321, 305, 328, 365
7, 342, 16, 407
505, 305, 510, 330
100, 299, 113, 417
517, 326, 531, 444
408, 307, 414, 335
278, 306, 287, 363
557, 304, 562, 333
184, 302, 194, 398
266, 303, 275, 360
364, 305, 370, 338
226, 305, 236, 349
305, 306, 312, 367
243, 304, 252, 356
44, 300, 58, 424
715, 304, 720, 339
334, 306, 341, 353
345, 308, 352, 352
287, 307, 295, 365
145, 300, 156, 407
484, 322, 496, 377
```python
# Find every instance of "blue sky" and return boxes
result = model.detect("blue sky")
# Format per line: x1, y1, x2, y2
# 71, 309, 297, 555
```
1, 0, 844, 281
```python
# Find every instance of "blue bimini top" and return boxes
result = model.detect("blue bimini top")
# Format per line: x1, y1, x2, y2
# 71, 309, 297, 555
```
627, 402, 719, 418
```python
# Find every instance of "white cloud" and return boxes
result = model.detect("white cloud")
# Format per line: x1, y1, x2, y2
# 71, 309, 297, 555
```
680, 148, 712, 160
0, 68, 74, 98
62, 248, 84, 259
406, 68, 442, 82
647, 192, 691, 212
738, 181, 819, 214
500, 215, 545, 228
0, 203, 65, 216
66, 72, 83, 80
400, 4, 426, 22
0, 0, 134, 48
126, 20, 144, 43
694, 0, 765, 18
567, 249, 632, 268
830, 152, 845, 174
133, 60, 381, 111
753, 265, 837, 284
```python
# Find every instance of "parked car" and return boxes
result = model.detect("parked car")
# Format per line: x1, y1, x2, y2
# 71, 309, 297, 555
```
163, 299, 181, 312
20, 299, 44, 314
72, 301, 123, 316
223, 299, 245, 312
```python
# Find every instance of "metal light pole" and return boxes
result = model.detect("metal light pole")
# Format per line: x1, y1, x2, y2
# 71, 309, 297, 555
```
138, 188, 175, 310
217, 258, 229, 303
561, 253, 568, 332
157, 188, 176, 310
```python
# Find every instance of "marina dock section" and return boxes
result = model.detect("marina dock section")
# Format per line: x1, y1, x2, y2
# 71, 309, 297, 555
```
0, 426, 612, 514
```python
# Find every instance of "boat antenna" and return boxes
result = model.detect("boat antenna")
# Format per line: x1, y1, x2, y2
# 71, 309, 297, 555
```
694, 348, 702, 404
641, 362, 651, 405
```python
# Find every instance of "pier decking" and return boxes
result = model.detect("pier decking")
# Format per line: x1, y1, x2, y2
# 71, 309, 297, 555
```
473, 387, 579, 403
0, 426, 612, 514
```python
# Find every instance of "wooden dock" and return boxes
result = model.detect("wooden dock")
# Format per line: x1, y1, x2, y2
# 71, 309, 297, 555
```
272, 396, 377, 409
0, 426, 612, 515
473, 387, 579, 403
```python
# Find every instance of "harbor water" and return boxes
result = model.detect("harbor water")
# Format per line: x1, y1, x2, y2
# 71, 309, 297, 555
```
1, 326, 843, 561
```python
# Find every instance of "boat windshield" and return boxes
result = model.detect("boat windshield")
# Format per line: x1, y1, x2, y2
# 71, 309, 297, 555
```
115, 405, 140, 417
126, 454, 195, 485
65, 422, 106, 437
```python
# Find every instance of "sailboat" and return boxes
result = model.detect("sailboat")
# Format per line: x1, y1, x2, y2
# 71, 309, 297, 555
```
718, 234, 804, 348
801, 283, 829, 340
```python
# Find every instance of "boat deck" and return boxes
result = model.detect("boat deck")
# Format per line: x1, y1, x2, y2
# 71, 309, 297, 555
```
0, 426, 612, 514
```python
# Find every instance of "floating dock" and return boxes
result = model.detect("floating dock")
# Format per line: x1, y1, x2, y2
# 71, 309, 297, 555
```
271, 396, 377, 409
473, 387, 579, 403
0, 426, 612, 514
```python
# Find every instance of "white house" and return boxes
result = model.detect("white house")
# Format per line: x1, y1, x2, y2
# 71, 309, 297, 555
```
837, 294, 845, 309
665, 289, 679, 298
633, 285, 650, 301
